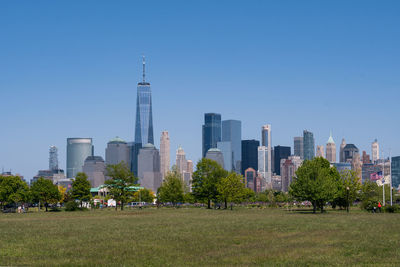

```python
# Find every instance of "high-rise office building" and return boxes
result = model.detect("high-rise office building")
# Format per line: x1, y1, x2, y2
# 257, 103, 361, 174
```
351, 152, 362, 183
82, 156, 106, 188
105, 137, 130, 167
316, 145, 325, 158
281, 156, 303, 192
244, 168, 257, 191
391, 157, 400, 189
137, 144, 162, 193
221, 120, 242, 173
340, 138, 346, 163
160, 131, 170, 179
274, 146, 291, 175
202, 113, 222, 157
372, 139, 380, 163
241, 140, 260, 175
258, 146, 271, 187
205, 148, 224, 168
303, 130, 315, 161
49, 146, 59, 171
326, 133, 336, 163
134, 56, 154, 146
294, 137, 304, 159
362, 151, 371, 164
343, 144, 359, 163
176, 146, 187, 174
217, 141, 232, 171
261, 124, 272, 147
66, 138, 93, 178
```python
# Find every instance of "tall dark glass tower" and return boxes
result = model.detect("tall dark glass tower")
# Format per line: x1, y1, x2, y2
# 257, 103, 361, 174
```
241, 139, 260, 175
274, 145, 291, 175
303, 130, 315, 161
135, 56, 154, 146
132, 56, 154, 176
392, 157, 400, 189
202, 113, 222, 157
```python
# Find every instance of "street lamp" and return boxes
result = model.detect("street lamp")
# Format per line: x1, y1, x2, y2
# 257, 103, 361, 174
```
346, 186, 350, 213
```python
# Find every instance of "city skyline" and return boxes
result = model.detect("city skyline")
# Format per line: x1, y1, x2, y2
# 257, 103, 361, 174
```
1, 1, 400, 180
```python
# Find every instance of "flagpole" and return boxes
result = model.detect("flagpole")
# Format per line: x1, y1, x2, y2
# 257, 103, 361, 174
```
382, 150, 385, 206
390, 149, 392, 206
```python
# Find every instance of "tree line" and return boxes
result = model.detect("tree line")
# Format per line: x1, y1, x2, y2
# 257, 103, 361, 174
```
1, 158, 396, 213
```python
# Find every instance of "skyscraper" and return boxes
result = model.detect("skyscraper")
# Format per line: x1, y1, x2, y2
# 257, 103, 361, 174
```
134, 56, 154, 146
137, 144, 162, 193
244, 168, 257, 191
391, 157, 400, 189
205, 148, 224, 168
202, 113, 221, 157
281, 156, 303, 192
340, 138, 346, 163
176, 146, 187, 174
258, 146, 271, 187
66, 138, 93, 178
221, 120, 242, 173
105, 137, 130, 166
372, 139, 380, 163
294, 137, 304, 159
241, 140, 260, 175
160, 131, 170, 179
261, 124, 272, 148
274, 146, 291, 175
316, 145, 325, 158
49, 146, 59, 171
217, 141, 232, 171
343, 144, 359, 163
82, 156, 106, 188
326, 133, 336, 163
303, 130, 315, 161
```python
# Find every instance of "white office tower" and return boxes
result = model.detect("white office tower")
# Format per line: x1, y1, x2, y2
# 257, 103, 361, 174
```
372, 139, 380, 163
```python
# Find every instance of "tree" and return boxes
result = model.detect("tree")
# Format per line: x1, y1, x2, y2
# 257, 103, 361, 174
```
71, 172, 91, 208
217, 172, 246, 210
105, 162, 138, 210
133, 188, 155, 203
192, 158, 228, 209
0, 176, 30, 210
58, 185, 67, 204
289, 157, 340, 213
332, 170, 361, 211
360, 181, 379, 210
30, 177, 62, 211
157, 169, 184, 206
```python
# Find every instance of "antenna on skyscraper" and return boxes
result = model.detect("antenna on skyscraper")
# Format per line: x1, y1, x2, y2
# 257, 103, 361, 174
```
142, 55, 146, 83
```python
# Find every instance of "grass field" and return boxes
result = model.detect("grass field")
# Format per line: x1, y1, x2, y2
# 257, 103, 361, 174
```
0, 208, 399, 266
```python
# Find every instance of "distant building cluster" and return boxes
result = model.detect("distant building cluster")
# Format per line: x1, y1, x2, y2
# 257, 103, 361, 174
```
26, 57, 400, 194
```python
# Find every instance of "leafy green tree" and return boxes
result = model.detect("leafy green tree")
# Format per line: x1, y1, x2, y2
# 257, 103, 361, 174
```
360, 181, 379, 210
133, 188, 155, 203
71, 172, 91, 208
332, 170, 361, 211
105, 162, 138, 210
0, 176, 30, 209
289, 157, 341, 213
31, 177, 62, 211
217, 172, 246, 210
192, 158, 228, 209
157, 169, 184, 206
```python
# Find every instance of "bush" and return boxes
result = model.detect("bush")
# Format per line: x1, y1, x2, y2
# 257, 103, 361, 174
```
65, 201, 79, 211
384, 205, 399, 213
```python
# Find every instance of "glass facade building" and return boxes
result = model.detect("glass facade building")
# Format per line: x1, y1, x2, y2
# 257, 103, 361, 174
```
294, 137, 304, 159
222, 120, 242, 173
202, 113, 222, 157
392, 156, 400, 189
134, 81, 154, 146
241, 139, 260, 175
274, 146, 291, 175
303, 130, 315, 161
66, 138, 93, 178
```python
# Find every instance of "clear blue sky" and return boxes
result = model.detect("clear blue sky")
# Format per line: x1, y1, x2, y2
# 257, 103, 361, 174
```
1, 1, 399, 181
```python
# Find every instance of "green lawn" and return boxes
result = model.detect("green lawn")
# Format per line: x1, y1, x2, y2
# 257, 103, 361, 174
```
0, 208, 399, 266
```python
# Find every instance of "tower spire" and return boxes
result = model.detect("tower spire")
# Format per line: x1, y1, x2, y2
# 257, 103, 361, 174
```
142, 55, 146, 83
